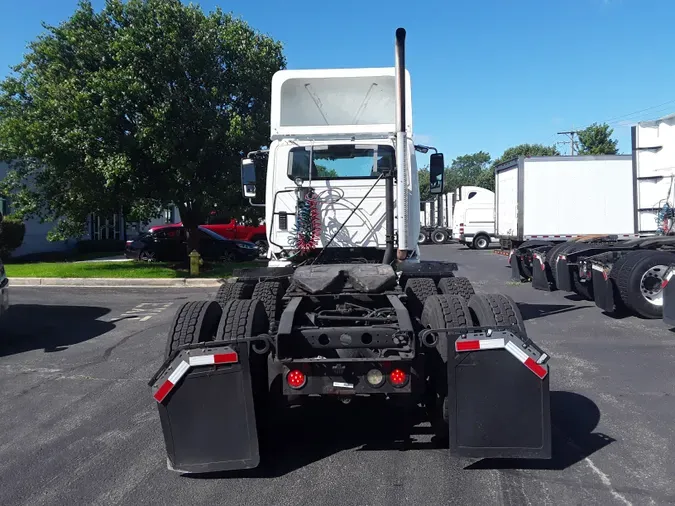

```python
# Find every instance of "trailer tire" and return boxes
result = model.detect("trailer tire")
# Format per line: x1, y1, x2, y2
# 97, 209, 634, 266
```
164, 300, 223, 360
421, 294, 473, 441
418, 231, 428, 245
431, 229, 449, 244
468, 293, 527, 338
215, 281, 254, 305
438, 276, 475, 300
405, 278, 439, 317
613, 250, 675, 318
472, 234, 490, 250
252, 280, 285, 323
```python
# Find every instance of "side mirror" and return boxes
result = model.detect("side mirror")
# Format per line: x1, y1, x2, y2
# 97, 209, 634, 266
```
429, 153, 445, 195
241, 158, 257, 198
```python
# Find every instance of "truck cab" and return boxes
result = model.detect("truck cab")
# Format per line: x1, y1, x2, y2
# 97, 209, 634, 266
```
242, 67, 423, 265
453, 186, 497, 250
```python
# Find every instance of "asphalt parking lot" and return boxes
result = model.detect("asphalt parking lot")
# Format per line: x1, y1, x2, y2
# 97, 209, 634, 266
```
1, 243, 674, 505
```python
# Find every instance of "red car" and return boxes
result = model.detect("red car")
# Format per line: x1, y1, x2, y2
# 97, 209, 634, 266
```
146, 218, 268, 257
201, 219, 268, 257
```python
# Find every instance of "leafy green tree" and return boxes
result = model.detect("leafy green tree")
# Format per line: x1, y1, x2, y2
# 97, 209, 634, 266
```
0, 216, 26, 259
577, 122, 619, 155
0, 0, 285, 252
491, 143, 560, 168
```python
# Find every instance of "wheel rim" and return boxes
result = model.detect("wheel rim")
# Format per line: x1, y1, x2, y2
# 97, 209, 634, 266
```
255, 240, 268, 256
418, 232, 426, 244
477, 237, 488, 248
223, 251, 236, 262
640, 264, 668, 306
433, 232, 445, 243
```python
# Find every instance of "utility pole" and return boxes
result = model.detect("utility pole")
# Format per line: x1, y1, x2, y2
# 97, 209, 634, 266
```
557, 130, 578, 156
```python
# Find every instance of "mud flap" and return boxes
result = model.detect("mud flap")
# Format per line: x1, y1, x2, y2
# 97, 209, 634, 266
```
448, 329, 551, 459
531, 253, 554, 291
150, 343, 259, 473
663, 268, 675, 326
556, 256, 573, 292
591, 264, 615, 312
509, 251, 525, 281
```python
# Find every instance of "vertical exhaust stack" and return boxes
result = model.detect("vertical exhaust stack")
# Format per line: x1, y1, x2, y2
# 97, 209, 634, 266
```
395, 28, 410, 261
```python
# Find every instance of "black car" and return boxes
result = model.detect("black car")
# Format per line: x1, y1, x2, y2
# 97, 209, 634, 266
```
125, 225, 259, 262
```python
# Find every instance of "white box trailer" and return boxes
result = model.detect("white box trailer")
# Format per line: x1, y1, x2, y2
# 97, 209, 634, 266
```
495, 155, 636, 248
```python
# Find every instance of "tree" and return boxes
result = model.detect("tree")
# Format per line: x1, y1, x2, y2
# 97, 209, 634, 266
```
446, 151, 491, 193
577, 123, 619, 155
491, 143, 560, 168
0, 216, 26, 259
0, 0, 285, 253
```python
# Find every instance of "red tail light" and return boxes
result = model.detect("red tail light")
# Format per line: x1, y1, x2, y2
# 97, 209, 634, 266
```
287, 369, 306, 389
389, 368, 408, 387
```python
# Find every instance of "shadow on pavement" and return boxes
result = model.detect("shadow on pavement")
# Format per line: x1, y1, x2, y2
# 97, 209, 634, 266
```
518, 302, 588, 321
186, 399, 442, 480
0, 304, 114, 356
466, 391, 613, 471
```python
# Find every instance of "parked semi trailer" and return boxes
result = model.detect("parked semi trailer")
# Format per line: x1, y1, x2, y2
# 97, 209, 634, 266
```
496, 155, 638, 280
418, 192, 453, 244
454, 186, 497, 250
514, 115, 675, 320
149, 28, 552, 474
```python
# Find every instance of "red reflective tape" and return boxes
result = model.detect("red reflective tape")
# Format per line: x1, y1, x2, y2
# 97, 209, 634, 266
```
662, 279, 668, 289
456, 340, 480, 351
214, 352, 238, 364
524, 357, 547, 379
154, 380, 174, 403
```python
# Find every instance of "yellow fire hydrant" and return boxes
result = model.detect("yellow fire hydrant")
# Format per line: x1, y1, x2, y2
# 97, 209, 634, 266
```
189, 250, 202, 276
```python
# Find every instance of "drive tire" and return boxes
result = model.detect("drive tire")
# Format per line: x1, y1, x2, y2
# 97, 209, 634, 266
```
405, 278, 439, 318
420, 294, 473, 442
418, 231, 428, 245
438, 276, 475, 301
548, 242, 573, 288
214, 281, 254, 305
251, 280, 285, 323
216, 299, 272, 445
164, 300, 223, 360
613, 250, 675, 319
431, 229, 448, 244
472, 234, 490, 250
468, 293, 527, 338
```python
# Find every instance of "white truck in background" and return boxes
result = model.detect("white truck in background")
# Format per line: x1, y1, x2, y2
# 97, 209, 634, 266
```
454, 186, 497, 250
418, 192, 453, 244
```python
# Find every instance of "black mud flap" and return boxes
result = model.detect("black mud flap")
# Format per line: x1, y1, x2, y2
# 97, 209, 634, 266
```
509, 250, 525, 281
663, 268, 675, 326
448, 328, 551, 459
556, 256, 573, 292
150, 343, 259, 473
591, 264, 615, 312
531, 252, 554, 291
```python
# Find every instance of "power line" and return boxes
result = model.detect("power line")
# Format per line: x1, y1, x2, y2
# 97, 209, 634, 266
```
601, 99, 675, 125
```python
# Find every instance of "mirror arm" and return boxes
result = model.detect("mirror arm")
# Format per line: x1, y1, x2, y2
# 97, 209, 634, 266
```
249, 199, 265, 207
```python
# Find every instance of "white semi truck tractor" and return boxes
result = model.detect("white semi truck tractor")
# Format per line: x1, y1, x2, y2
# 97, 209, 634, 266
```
149, 28, 552, 474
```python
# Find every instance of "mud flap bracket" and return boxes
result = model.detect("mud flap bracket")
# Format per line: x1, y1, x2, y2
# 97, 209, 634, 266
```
150, 342, 260, 473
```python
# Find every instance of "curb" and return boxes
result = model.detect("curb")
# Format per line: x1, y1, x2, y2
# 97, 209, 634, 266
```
8, 277, 225, 288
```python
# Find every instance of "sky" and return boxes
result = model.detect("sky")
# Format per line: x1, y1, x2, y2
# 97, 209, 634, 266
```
2, 0, 675, 169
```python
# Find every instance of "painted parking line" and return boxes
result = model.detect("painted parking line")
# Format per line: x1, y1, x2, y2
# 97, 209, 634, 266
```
117, 302, 173, 322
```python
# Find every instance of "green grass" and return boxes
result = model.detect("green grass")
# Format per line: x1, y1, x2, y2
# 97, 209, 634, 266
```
5, 260, 261, 279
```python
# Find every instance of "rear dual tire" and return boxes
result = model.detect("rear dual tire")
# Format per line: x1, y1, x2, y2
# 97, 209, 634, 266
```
421, 292, 527, 442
